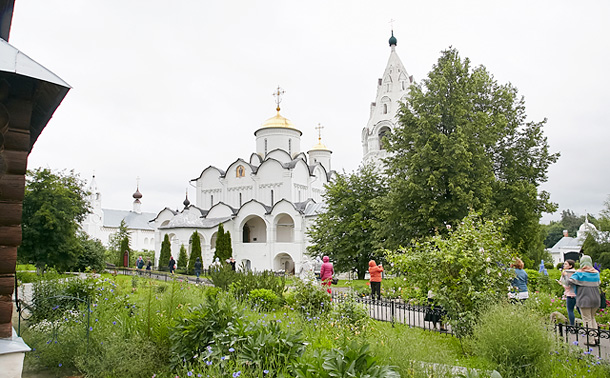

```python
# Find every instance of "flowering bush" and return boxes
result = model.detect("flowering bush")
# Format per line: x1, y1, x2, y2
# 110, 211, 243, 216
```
387, 211, 514, 337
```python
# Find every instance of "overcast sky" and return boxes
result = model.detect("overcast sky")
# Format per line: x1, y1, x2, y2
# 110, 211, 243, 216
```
9, 0, 610, 223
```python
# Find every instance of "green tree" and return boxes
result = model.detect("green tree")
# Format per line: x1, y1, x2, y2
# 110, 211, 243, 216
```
159, 234, 171, 271
19, 168, 91, 272
188, 231, 202, 275
378, 48, 558, 263
107, 219, 130, 266
74, 232, 106, 272
178, 244, 188, 272
307, 164, 387, 279
386, 211, 514, 337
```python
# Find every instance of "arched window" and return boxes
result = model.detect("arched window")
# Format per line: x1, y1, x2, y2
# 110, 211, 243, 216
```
271, 190, 274, 206
236, 165, 245, 177
383, 104, 388, 114
401, 81, 405, 90
243, 225, 250, 243
379, 128, 390, 150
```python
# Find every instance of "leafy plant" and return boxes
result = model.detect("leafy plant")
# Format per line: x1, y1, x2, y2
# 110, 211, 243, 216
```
209, 263, 237, 290
330, 294, 369, 328
248, 288, 280, 312
169, 292, 240, 367
292, 342, 399, 378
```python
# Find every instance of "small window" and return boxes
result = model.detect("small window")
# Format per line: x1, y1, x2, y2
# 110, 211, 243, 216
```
239, 193, 242, 206
265, 139, 268, 155
236, 165, 245, 177
271, 190, 274, 206
401, 81, 405, 90
383, 104, 388, 114
211, 195, 214, 205
288, 139, 292, 155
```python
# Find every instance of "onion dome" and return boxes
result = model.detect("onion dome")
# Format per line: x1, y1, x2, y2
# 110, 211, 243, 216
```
389, 30, 397, 47
132, 187, 142, 200
183, 191, 190, 207
260, 110, 298, 130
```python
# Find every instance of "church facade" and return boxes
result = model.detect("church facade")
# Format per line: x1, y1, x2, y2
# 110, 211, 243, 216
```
149, 89, 333, 272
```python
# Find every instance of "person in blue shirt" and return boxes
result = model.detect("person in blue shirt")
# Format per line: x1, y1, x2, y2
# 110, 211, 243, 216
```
569, 255, 600, 344
509, 257, 529, 301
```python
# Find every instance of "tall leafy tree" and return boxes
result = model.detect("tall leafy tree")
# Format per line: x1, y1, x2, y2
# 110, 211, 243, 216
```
75, 232, 106, 272
159, 234, 171, 271
307, 164, 387, 279
19, 168, 90, 272
377, 48, 559, 262
188, 231, 202, 275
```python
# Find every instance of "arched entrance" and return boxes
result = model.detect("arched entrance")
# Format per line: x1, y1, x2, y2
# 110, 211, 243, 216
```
273, 252, 294, 274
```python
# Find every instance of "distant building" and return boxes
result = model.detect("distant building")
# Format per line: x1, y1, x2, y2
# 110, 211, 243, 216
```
548, 218, 598, 265
81, 176, 156, 251
362, 30, 413, 167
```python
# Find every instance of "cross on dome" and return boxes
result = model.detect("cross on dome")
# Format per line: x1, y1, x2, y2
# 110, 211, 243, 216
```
315, 123, 324, 143
272, 86, 285, 112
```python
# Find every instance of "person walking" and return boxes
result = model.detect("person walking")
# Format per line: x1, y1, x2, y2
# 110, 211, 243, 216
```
168, 256, 176, 275
319, 256, 334, 294
558, 259, 577, 325
368, 260, 383, 300
136, 256, 144, 274
569, 255, 601, 345
509, 258, 529, 302
229, 257, 236, 271
145, 259, 152, 275
194, 257, 202, 279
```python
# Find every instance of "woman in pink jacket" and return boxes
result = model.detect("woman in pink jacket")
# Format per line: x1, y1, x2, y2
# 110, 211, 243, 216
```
319, 256, 334, 294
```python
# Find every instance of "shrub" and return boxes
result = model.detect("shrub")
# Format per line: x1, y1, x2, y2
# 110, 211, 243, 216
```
169, 292, 241, 367
287, 279, 331, 316
248, 288, 280, 312
471, 302, 556, 377
209, 263, 237, 290
330, 294, 369, 328
230, 269, 286, 299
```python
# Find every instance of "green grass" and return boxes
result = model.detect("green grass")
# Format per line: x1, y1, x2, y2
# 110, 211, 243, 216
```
17, 264, 36, 271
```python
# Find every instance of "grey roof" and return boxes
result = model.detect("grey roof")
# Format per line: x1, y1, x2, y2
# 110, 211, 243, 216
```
303, 201, 327, 216
0, 39, 70, 87
549, 236, 583, 253
102, 209, 157, 230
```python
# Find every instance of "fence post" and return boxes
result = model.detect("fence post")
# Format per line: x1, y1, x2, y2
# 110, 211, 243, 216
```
391, 300, 395, 328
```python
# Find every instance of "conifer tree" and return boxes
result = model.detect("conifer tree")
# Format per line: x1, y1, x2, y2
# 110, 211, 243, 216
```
224, 231, 233, 261
120, 236, 131, 267
214, 224, 226, 261
159, 234, 171, 271
178, 244, 188, 272
188, 231, 203, 275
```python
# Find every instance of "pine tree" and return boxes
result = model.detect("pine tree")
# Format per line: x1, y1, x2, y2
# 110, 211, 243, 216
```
188, 231, 203, 275
178, 244, 188, 272
224, 231, 233, 261
159, 234, 171, 271
214, 224, 226, 261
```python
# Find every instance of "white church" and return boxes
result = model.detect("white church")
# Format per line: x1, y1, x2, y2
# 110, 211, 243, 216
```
82, 32, 411, 272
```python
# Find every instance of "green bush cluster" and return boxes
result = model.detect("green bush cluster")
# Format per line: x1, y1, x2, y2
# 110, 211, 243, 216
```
230, 269, 286, 299
471, 302, 556, 377
248, 288, 281, 312
286, 279, 331, 316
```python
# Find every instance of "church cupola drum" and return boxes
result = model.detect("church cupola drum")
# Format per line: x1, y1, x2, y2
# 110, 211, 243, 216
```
255, 86, 302, 159
362, 30, 413, 167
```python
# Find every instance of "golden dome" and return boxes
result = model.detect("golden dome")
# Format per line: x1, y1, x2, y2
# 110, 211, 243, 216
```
310, 141, 330, 151
260, 110, 298, 130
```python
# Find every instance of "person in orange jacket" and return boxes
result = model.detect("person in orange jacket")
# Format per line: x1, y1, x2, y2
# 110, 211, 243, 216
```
369, 260, 383, 300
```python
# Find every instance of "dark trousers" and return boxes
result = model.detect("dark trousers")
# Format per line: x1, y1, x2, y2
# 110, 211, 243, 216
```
371, 281, 381, 300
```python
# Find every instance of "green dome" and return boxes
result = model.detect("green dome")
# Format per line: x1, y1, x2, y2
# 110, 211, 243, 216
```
389, 31, 397, 46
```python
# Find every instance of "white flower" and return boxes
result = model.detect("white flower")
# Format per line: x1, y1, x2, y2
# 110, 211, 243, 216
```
485, 257, 491, 263
446, 224, 452, 230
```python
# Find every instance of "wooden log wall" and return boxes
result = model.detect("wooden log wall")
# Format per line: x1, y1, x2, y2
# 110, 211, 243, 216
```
0, 76, 34, 338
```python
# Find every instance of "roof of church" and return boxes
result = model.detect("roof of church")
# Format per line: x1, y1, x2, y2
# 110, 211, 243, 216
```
549, 236, 583, 253
102, 209, 157, 230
